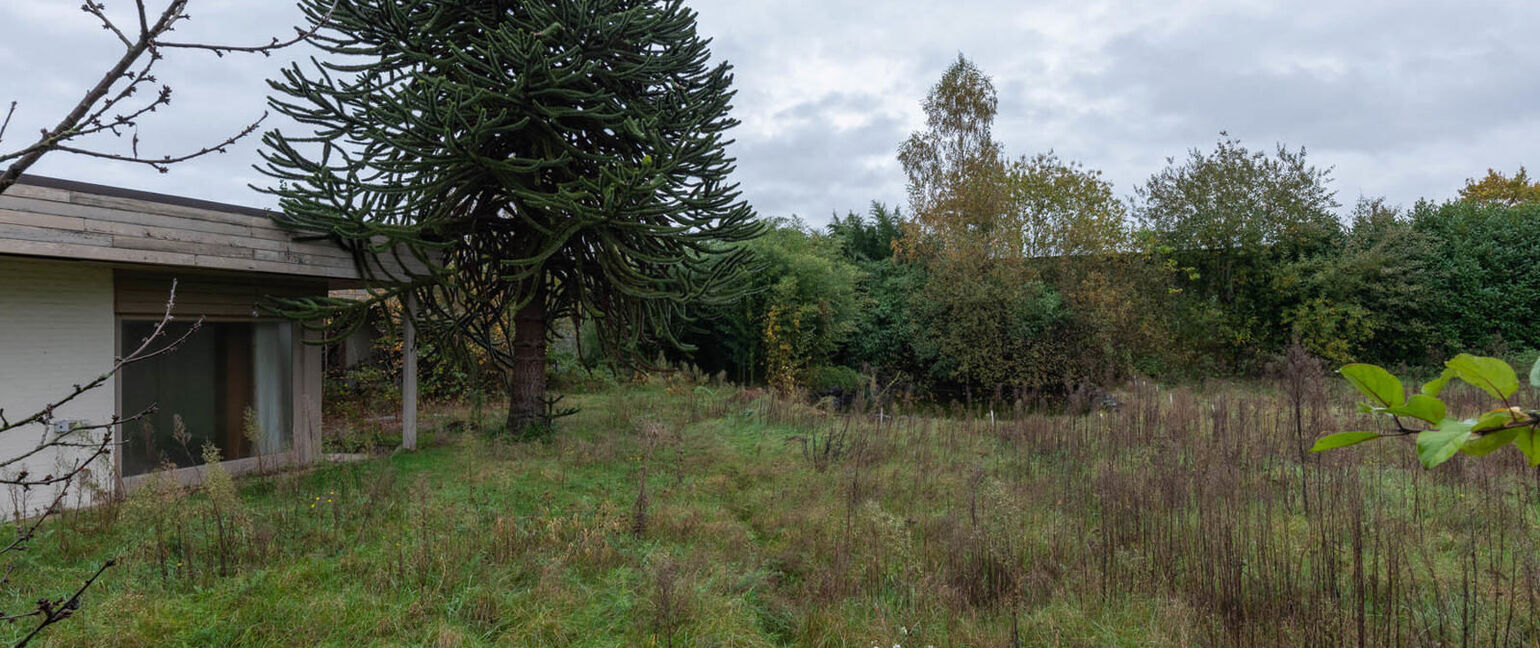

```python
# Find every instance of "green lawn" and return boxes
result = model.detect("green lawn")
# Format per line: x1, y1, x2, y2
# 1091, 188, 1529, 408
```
7, 382, 1539, 647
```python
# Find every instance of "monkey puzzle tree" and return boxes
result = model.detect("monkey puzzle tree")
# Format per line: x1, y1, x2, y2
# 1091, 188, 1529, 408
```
258, 0, 759, 433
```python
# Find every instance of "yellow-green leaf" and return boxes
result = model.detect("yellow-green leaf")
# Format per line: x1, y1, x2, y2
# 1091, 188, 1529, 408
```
1423, 367, 1457, 397
1417, 419, 1474, 469
1446, 354, 1519, 401
1516, 427, 1540, 467
1340, 364, 1405, 408
1310, 432, 1383, 453
1462, 428, 1520, 457
1473, 409, 1518, 433
1386, 395, 1446, 426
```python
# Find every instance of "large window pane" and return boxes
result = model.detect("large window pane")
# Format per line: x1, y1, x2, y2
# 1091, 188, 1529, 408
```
120, 321, 293, 476
252, 322, 293, 455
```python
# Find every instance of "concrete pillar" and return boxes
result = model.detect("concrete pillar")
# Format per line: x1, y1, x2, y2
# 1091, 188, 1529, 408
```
402, 291, 418, 451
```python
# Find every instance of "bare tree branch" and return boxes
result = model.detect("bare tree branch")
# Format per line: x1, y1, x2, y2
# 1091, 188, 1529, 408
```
0, 1, 330, 194
135, 0, 151, 39
81, 1, 134, 49
51, 112, 266, 173
10, 558, 116, 648
0, 284, 198, 646
0, 280, 199, 437
154, 2, 339, 57
0, 102, 16, 145
0, 1, 180, 191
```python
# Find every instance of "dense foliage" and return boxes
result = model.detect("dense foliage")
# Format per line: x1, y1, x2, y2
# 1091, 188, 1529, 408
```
1411, 200, 1540, 354
1458, 167, 1540, 206
673, 58, 1540, 403
259, 35, 1540, 407
674, 218, 863, 388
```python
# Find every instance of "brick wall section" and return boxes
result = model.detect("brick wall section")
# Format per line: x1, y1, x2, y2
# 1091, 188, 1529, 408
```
0, 257, 116, 516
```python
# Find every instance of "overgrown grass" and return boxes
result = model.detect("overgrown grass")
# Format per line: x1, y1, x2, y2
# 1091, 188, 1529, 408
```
7, 376, 1540, 647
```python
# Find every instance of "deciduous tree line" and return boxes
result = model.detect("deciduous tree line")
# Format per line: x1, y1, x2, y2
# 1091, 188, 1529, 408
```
674, 56, 1540, 401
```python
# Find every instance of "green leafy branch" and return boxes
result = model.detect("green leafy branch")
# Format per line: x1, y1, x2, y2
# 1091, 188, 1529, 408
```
1313, 354, 1540, 469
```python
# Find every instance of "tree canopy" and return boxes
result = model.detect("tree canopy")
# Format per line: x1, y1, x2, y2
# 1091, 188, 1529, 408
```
259, 0, 760, 431
892, 56, 1145, 393
1458, 167, 1540, 206
1137, 134, 1339, 257
897, 54, 1010, 261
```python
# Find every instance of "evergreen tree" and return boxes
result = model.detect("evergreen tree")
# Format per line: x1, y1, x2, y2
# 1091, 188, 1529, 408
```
258, 0, 760, 432
827, 202, 904, 263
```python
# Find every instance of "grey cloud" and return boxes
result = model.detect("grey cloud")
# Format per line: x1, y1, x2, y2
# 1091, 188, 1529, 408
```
731, 95, 909, 219
1087, 7, 1540, 152
773, 91, 887, 123
1, 2, 313, 211
4, 0, 1539, 221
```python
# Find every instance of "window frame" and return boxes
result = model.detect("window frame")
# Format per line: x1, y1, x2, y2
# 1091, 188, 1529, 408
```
114, 315, 304, 489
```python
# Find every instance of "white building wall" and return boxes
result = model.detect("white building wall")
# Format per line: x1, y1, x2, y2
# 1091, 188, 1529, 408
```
0, 257, 116, 516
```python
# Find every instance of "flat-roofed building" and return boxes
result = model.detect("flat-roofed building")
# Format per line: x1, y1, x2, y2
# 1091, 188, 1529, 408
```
0, 176, 425, 514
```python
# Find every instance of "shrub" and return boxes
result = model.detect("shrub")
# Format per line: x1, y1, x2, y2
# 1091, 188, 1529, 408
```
808, 366, 863, 394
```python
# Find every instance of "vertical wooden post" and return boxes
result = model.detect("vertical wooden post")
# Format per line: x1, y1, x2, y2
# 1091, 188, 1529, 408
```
402, 291, 419, 451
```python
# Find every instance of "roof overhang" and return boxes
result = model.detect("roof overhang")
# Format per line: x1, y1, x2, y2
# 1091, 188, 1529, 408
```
0, 176, 428, 287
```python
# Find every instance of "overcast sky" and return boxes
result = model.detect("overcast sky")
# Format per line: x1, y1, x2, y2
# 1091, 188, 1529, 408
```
3, 1, 1537, 224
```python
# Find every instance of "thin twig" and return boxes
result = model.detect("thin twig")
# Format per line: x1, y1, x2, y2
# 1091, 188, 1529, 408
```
0, 283, 191, 646
0, 0, 330, 193
154, 1, 337, 56
51, 113, 263, 172
0, 102, 16, 144
0, 280, 197, 436
135, 0, 150, 38
10, 558, 117, 648
80, 2, 133, 48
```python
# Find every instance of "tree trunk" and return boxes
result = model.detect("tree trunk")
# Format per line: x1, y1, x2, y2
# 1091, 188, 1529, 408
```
506, 295, 548, 434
